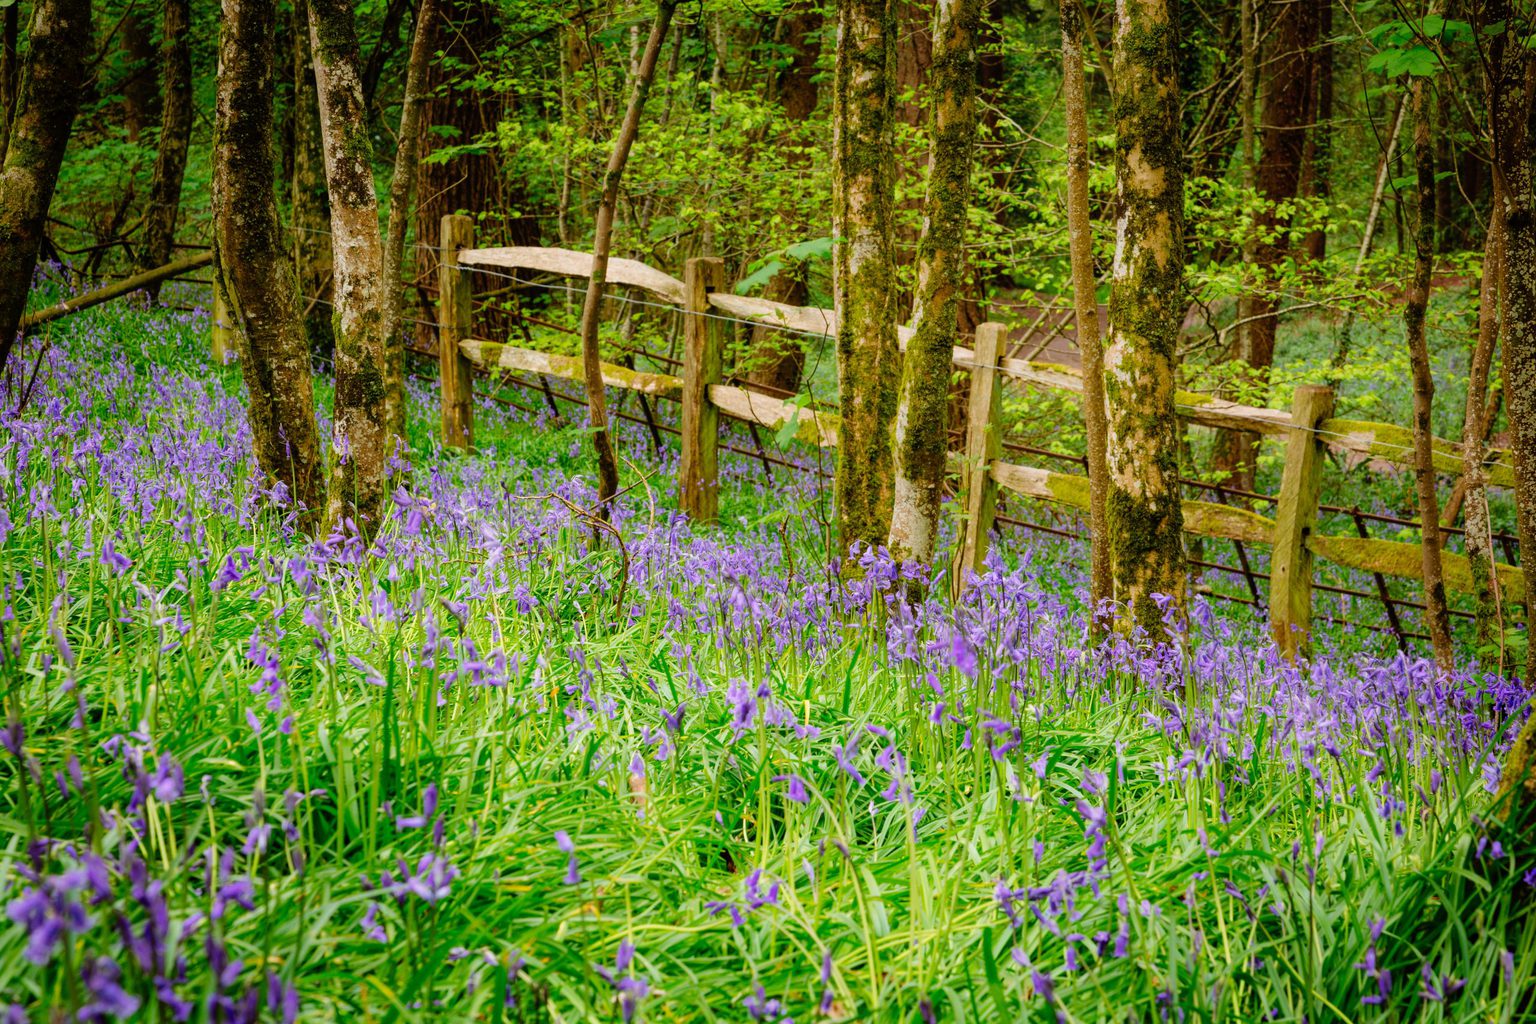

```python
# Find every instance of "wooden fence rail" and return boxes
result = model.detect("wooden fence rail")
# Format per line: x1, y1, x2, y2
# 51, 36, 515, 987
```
434, 224, 1526, 652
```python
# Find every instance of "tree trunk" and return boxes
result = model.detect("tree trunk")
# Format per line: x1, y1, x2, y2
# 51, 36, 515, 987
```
1489, 5, 1536, 824
382, 0, 437, 447
213, 0, 325, 529
833, 0, 901, 555
291, 3, 333, 354
1059, 0, 1112, 633
888, 0, 980, 568
576, 0, 678, 515
1403, 76, 1454, 671
137, 0, 193, 303
308, 0, 392, 534
413, 0, 534, 351
1104, 0, 1187, 639
1489, 12, 1536, 681
1216, 0, 1318, 494
1302, 0, 1332, 261
0, 4, 20, 166
119, 8, 159, 141
0, 0, 92, 377
1460, 193, 1505, 662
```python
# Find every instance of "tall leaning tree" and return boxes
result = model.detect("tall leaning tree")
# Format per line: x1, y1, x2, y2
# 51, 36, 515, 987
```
136, 0, 193, 302
1060, 0, 1112, 629
887, 0, 981, 567
833, 0, 901, 555
213, 0, 325, 526
0, 0, 92, 376
1103, 0, 1187, 637
575, 0, 678, 515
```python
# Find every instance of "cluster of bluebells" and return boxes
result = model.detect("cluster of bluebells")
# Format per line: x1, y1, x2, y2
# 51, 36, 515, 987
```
0, 294, 1530, 1021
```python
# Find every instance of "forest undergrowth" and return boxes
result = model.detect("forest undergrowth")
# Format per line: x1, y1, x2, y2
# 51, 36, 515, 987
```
1, 300, 1534, 1022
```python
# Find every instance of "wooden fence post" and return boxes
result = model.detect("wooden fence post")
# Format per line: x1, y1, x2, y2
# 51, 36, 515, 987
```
1269, 384, 1335, 657
679, 256, 725, 523
438, 214, 475, 449
956, 321, 1006, 594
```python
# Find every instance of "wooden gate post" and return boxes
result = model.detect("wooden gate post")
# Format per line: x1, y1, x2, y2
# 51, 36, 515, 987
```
679, 257, 725, 523
438, 214, 475, 449
1269, 384, 1335, 658
956, 322, 1006, 594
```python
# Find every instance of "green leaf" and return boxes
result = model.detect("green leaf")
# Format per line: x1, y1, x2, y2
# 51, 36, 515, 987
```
734, 259, 785, 296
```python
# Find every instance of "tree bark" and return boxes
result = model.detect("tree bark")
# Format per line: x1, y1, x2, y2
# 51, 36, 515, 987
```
1488, 8, 1536, 682
576, 0, 678, 514
137, 0, 193, 303
213, 0, 325, 529
291, 3, 333, 354
833, 0, 901, 555
1460, 193, 1505, 662
119, 8, 159, 140
1104, 0, 1187, 639
1060, 0, 1112, 633
308, 0, 392, 534
1403, 76, 1454, 671
1216, 0, 1318, 494
413, 0, 534, 351
888, 0, 980, 568
0, 0, 92, 377
1302, 0, 1332, 261
0, 4, 20, 166
382, 0, 437, 447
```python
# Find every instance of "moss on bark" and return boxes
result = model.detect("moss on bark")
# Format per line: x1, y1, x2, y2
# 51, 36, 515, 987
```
888, 0, 981, 567
834, 0, 901, 555
1102, 0, 1188, 639
307, 0, 392, 535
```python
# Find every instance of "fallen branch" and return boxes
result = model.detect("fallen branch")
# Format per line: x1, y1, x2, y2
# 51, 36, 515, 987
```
20, 250, 215, 330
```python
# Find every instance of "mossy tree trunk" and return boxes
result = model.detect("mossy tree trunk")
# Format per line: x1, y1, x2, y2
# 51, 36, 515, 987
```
213, 0, 325, 530
136, 0, 193, 304
0, 4, 18, 165
1103, 0, 1187, 638
308, 0, 395, 535
1488, 0, 1536, 813
1402, 75, 1453, 671
887, 0, 980, 568
1494, 49, 1536, 674
1459, 190, 1505, 663
833, 0, 901, 555
0, 0, 91, 376
576, 0, 678, 515
1060, 0, 1113, 632
381, 0, 436, 447
291, 4, 333, 355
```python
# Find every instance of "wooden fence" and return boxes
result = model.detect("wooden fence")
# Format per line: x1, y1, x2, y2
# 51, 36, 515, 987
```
432, 214, 1526, 655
